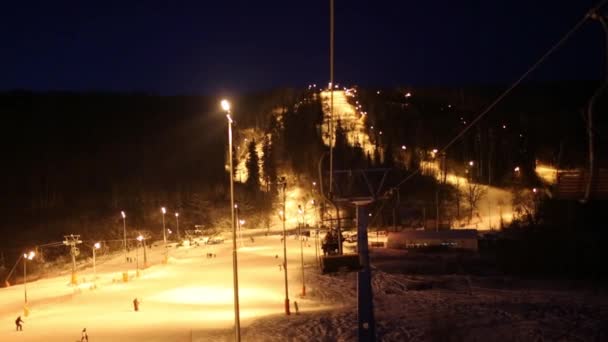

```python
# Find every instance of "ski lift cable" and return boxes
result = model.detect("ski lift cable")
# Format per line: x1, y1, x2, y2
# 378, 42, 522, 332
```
367, 0, 608, 226
440, 0, 604, 164
3, 254, 24, 285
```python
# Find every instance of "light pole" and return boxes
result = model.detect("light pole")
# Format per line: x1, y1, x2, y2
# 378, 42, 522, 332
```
234, 204, 242, 247
532, 187, 539, 223
279, 177, 290, 315
141, 234, 148, 268
239, 219, 245, 247
121, 211, 127, 263
310, 199, 320, 269
175, 212, 180, 241
136, 235, 144, 277
298, 205, 306, 296
23, 251, 35, 316
468, 160, 475, 182
222, 98, 241, 341
161, 207, 167, 263
92, 242, 100, 282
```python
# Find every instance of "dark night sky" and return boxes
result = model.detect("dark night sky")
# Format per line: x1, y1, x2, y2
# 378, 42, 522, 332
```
0, 0, 604, 95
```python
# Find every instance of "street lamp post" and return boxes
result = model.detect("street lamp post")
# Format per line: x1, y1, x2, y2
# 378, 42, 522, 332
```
141, 235, 148, 268
92, 242, 100, 282
468, 161, 475, 182
121, 211, 127, 263
161, 207, 167, 263
234, 204, 242, 247
136, 235, 144, 277
279, 177, 290, 315
298, 205, 306, 296
238, 219, 245, 247
175, 212, 180, 241
222, 99, 241, 341
23, 251, 35, 316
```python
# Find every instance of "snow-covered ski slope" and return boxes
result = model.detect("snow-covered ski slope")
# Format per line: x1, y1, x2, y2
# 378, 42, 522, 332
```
0, 235, 330, 341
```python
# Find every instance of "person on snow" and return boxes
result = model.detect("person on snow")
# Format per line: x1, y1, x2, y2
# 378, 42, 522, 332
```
133, 297, 140, 311
15, 316, 24, 331
81, 328, 89, 342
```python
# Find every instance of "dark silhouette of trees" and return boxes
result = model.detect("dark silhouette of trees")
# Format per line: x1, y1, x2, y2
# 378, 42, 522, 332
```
333, 120, 349, 169
261, 134, 277, 194
373, 146, 382, 167
282, 98, 325, 175
465, 183, 487, 222
383, 140, 395, 168
245, 139, 260, 195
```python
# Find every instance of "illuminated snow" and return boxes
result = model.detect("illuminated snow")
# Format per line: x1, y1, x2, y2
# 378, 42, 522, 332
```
0, 235, 328, 341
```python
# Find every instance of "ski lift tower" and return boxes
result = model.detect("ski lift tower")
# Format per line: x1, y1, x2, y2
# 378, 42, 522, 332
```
330, 168, 391, 342
63, 234, 82, 285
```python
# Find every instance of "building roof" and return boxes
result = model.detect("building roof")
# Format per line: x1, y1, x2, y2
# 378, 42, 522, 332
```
389, 229, 478, 240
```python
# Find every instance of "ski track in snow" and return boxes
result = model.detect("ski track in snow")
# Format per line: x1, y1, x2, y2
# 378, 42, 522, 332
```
235, 269, 608, 341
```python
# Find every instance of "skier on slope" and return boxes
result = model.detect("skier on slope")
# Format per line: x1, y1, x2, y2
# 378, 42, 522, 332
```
15, 316, 24, 331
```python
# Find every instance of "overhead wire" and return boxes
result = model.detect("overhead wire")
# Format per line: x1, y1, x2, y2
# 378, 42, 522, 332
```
367, 0, 608, 226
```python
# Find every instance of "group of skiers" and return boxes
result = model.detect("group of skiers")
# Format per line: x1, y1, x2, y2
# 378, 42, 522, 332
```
16, 316, 88, 341
13, 297, 142, 338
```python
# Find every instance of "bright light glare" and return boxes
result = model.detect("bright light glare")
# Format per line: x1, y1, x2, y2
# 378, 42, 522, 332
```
94, 242, 101, 249
175, 212, 179, 217
535, 163, 558, 185
469, 161, 474, 166
24, 251, 35, 260
151, 286, 278, 307
161, 207, 166, 214
401, 145, 406, 150
220, 99, 230, 112
137, 235, 144, 241
121, 211, 125, 218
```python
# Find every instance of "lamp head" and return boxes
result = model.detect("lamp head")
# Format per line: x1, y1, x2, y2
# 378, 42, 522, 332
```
220, 99, 231, 112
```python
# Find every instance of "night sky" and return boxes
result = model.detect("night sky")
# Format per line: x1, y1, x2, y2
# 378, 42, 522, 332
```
1, 0, 604, 95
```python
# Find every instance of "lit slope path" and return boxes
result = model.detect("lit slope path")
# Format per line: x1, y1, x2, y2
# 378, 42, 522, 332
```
320, 90, 374, 156
422, 160, 515, 229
